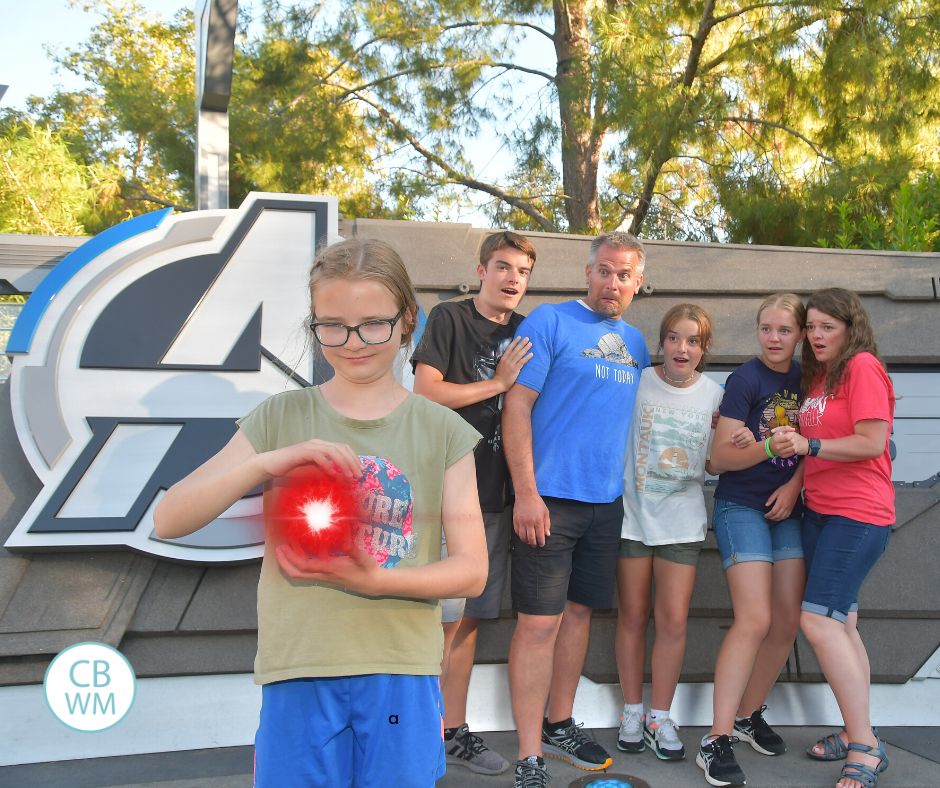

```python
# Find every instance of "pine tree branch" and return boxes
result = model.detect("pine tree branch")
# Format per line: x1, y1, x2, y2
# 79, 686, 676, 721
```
1, 150, 57, 234
694, 12, 829, 78
317, 18, 555, 87
328, 60, 554, 103
344, 88, 559, 233
711, 1, 817, 27
715, 116, 834, 161
121, 181, 191, 211
630, 0, 717, 234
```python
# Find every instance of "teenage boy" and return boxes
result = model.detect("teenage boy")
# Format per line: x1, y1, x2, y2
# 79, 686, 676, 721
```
411, 230, 536, 776
504, 232, 650, 788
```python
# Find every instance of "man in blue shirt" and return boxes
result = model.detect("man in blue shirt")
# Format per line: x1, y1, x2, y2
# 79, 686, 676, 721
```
504, 232, 650, 788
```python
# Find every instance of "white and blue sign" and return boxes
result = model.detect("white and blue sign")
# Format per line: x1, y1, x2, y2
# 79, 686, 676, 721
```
43, 642, 136, 732
5, 193, 340, 562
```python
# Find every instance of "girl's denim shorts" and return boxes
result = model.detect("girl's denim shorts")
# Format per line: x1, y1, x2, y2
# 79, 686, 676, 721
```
801, 508, 891, 623
712, 497, 804, 570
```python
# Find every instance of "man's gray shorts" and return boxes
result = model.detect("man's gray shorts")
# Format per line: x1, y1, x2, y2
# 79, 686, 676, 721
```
441, 506, 512, 623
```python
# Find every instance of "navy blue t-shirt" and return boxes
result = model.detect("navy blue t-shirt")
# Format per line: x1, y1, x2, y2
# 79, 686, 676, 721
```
714, 357, 803, 513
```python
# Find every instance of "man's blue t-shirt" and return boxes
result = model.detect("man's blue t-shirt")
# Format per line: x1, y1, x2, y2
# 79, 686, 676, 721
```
714, 357, 803, 513
514, 300, 650, 503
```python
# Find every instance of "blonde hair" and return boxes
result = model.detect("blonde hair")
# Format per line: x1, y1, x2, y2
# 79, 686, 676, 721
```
308, 238, 418, 346
659, 303, 713, 372
756, 292, 806, 328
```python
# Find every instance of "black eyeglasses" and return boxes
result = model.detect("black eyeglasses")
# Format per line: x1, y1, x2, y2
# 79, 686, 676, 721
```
309, 308, 405, 347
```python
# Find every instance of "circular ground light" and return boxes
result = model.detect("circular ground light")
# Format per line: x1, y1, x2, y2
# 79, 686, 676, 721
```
567, 775, 651, 788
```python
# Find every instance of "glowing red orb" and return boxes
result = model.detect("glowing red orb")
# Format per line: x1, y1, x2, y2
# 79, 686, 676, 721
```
267, 466, 361, 558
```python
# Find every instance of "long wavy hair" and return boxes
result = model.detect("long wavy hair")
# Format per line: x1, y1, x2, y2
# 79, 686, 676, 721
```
801, 288, 883, 394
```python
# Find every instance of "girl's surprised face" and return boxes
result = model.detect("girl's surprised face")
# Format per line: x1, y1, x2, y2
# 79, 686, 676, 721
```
311, 279, 404, 385
661, 318, 705, 380
757, 306, 803, 372
805, 308, 848, 366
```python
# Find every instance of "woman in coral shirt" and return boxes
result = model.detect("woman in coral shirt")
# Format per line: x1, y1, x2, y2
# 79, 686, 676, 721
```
772, 287, 894, 788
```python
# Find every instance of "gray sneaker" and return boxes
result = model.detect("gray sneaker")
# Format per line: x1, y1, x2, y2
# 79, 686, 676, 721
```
617, 707, 645, 752
514, 755, 549, 788
445, 724, 510, 775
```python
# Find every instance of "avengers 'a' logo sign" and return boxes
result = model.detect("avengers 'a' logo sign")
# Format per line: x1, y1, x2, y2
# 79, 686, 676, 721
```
5, 193, 339, 562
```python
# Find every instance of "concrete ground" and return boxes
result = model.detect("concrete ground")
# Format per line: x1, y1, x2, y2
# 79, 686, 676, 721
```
1, 727, 935, 787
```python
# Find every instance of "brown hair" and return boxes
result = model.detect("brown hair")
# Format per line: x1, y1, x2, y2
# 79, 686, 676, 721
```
659, 303, 713, 372
589, 231, 647, 273
802, 287, 883, 394
308, 238, 418, 346
479, 230, 536, 268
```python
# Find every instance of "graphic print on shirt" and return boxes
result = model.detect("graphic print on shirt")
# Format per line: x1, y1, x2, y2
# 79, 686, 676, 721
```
474, 336, 513, 453
581, 333, 640, 367
799, 391, 832, 430
355, 455, 415, 567
760, 389, 801, 468
635, 401, 710, 495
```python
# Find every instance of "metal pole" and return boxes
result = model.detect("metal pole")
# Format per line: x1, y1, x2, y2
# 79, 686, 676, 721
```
195, 0, 237, 210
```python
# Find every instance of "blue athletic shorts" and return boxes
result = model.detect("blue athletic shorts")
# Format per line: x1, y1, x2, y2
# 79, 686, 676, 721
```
801, 509, 891, 623
254, 674, 445, 788
712, 497, 804, 570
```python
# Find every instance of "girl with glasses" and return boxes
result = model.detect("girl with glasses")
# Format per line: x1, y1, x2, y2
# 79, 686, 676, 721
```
154, 238, 487, 787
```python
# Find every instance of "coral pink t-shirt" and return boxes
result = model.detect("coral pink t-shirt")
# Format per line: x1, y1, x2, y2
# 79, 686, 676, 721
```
799, 352, 895, 526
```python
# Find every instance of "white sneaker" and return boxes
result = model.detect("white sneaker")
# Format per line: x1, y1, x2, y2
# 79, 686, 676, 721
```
617, 707, 645, 752
645, 716, 685, 760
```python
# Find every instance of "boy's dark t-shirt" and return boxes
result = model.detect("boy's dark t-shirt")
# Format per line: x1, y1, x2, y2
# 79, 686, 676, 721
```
411, 298, 523, 512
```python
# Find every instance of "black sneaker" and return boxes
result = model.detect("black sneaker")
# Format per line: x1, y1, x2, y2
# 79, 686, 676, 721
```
541, 717, 612, 770
514, 755, 549, 788
696, 735, 746, 787
734, 705, 786, 755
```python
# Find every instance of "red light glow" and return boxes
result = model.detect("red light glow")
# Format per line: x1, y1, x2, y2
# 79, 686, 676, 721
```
267, 466, 360, 558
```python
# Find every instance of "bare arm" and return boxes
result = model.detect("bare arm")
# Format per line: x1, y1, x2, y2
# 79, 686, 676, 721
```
276, 452, 487, 598
771, 419, 890, 461
707, 416, 771, 474
502, 383, 550, 547
153, 430, 361, 539
412, 336, 533, 409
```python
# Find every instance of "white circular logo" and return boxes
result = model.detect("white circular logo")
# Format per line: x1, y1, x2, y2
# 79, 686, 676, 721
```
43, 642, 136, 732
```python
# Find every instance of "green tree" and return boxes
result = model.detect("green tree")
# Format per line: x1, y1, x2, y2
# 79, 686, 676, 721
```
0, 120, 116, 235
713, 1, 940, 249
228, 3, 397, 218
39, 0, 196, 213
316, 0, 938, 240
23, 0, 396, 229
17, 0, 940, 243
